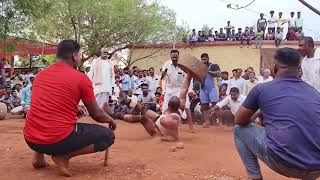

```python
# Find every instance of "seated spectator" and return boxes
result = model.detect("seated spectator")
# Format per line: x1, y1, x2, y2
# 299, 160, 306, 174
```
286, 28, 297, 41
0, 91, 13, 112
216, 28, 227, 41
218, 71, 230, 87
207, 29, 215, 41
255, 28, 264, 49
229, 29, 236, 41
155, 92, 163, 114
189, 29, 198, 46
219, 83, 228, 101
296, 27, 304, 40
214, 31, 219, 40
11, 73, 24, 87
229, 68, 246, 94
275, 27, 283, 48
156, 87, 164, 101
224, 21, 234, 40
258, 69, 273, 83
243, 71, 260, 96
200, 31, 207, 42
241, 27, 251, 48
235, 28, 243, 41
21, 77, 34, 115
198, 31, 206, 42
10, 90, 23, 115
113, 76, 122, 98
137, 83, 156, 111
265, 29, 275, 40
210, 87, 246, 127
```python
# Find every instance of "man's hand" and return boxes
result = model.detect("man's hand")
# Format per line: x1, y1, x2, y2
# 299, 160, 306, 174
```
108, 119, 116, 131
77, 105, 87, 118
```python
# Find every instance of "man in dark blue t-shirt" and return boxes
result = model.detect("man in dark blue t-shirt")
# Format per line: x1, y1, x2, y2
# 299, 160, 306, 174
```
234, 48, 320, 180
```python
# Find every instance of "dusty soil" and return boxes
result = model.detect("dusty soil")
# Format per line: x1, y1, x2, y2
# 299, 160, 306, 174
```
0, 115, 291, 180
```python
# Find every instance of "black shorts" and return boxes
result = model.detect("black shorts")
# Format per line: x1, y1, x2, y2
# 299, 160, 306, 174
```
26, 123, 115, 155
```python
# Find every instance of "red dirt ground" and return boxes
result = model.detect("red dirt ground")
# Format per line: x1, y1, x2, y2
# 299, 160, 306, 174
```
0, 115, 292, 180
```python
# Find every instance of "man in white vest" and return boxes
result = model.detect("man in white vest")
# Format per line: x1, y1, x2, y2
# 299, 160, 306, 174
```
87, 48, 115, 107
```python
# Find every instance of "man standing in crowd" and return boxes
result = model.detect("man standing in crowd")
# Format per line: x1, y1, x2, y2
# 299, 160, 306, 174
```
299, 36, 320, 93
162, 49, 193, 130
229, 68, 245, 94
295, 11, 303, 30
21, 77, 34, 115
224, 21, 234, 40
288, 12, 296, 31
267, 11, 277, 33
133, 69, 149, 96
121, 67, 131, 93
87, 48, 115, 107
277, 12, 286, 32
258, 69, 273, 83
24, 40, 116, 177
243, 71, 259, 96
211, 87, 246, 127
199, 53, 221, 128
234, 47, 320, 180
257, 13, 267, 37
147, 67, 160, 94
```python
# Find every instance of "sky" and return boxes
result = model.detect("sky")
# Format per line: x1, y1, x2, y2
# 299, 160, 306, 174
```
160, 0, 320, 40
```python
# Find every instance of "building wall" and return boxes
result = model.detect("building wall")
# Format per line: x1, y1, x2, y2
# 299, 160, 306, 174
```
129, 43, 319, 74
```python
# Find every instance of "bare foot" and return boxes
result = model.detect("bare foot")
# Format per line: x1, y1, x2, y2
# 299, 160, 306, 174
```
51, 155, 72, 177
32, 159, 50, 169
32, 153, 49, 169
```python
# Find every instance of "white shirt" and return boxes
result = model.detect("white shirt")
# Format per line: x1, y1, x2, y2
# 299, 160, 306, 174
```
243, 80, 260, 96
268, 16, 277, 28
301, 48, 320, 93
113, 83, 122, 98
87, 58, 115, 95
133, 77, 149, 95
147, 75, 160, 93
229, 77, 246, 94
257, 76, 273, 83
162, 60, 187, 91
288, 17, 296, 28
216, 94, 246, 115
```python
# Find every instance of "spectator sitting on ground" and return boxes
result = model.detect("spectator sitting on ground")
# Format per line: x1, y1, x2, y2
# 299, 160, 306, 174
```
296, 27, 304, 40
224, 21, 234, 40
235, 28, 243, 41
243, 71, 260, 96
258, 69, 273, 83
275, 27, 283, 48
137, 83, 156, 111
229, 29, 236, 41
10, 90, 23, 115
257, 13, 267, 37
21, 77, 34, 115
219, 83, 228, 101
265, 29, 275, 40
0, 90, 13, 112
217, 28, 227, 41
207, 29, 215, 41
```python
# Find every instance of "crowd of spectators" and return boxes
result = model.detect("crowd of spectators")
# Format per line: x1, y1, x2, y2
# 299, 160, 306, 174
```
184, 11, 304, 48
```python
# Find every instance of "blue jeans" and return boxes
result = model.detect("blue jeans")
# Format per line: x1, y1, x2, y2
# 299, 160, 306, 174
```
234, 123, 320, 180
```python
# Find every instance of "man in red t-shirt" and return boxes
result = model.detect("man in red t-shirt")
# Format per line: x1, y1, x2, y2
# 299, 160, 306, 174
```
24, 40, 116, 177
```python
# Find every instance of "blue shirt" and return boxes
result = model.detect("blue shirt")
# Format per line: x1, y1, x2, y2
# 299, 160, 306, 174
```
21, 85, 32, 108
202, 63, 220, 91
243, 76, 320, 170
121, 74, 131, 91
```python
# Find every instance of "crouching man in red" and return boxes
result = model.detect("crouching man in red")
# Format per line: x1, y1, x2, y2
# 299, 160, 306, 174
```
23, 40, 116, 177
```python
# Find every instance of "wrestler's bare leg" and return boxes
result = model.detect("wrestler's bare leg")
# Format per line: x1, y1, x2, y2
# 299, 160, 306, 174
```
121, 113, 158, 136
185, 108, 195, 132
51, 144, 96, 177
32, 152, 49, 169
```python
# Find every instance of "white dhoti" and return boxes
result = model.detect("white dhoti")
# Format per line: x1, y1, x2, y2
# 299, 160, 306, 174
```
10, 106, 24, 114
162, 88, 190, 114
96, 92, 109, 108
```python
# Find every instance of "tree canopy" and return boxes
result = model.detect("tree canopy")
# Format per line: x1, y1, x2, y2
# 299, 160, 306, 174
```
1, 0, 185, 63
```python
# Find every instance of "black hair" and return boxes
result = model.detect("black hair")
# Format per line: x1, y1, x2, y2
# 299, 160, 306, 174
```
302, 36, 314, 48
291, 12, 295, 14
155, 92, 161, 96
297, 11, 301, 14
200, 53, 209, 59
230, 87, 240, 94
56, 40, 80, 60
124, 67, 129, 71
170, 49, 179, 55
270, 10, 274, 13
274, 48, 300, 67
238, 28, 242, 30
149, 67, 154, 70
222, 71, 229, 75
132, 66, 137, 69
143, 69, 147, 72
157, 87, 162, 90
141, 83, 149, 88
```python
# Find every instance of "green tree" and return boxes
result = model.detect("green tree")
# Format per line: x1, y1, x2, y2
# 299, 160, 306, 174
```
19, 0, 181, 63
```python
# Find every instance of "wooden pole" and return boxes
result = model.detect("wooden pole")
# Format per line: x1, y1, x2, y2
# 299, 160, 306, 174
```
298, 0, 320, 16
104, 148, 109, 166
